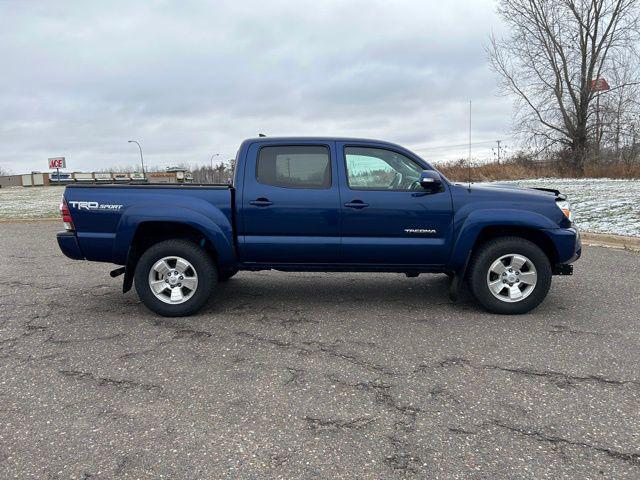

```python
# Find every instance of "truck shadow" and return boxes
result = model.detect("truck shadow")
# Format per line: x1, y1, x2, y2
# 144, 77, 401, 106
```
210, 272, 479, 314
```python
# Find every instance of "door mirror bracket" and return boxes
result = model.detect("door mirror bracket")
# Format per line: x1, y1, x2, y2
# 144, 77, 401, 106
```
419, 170, 443, 193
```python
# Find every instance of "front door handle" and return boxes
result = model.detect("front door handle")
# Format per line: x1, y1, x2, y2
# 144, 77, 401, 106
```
250, 198, 273, 207
344, 200, 369, 209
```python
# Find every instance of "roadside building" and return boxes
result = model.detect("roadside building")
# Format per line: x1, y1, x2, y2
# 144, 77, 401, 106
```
166, 167, 193, 183
73, 172, 94, 182
146, 172, 177, 183
94, 173, 113, 182
49, 171, 74, 184
146, 168, 193, 183
19, 172, 50, 187
7, 168, 193, 186
0, 175, 22, 188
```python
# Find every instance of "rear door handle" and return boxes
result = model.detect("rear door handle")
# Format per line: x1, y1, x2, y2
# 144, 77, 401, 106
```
344, 200, 369, 209
249, 198, 273, 207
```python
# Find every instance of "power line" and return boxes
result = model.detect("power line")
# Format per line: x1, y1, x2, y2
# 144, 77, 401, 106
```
411, 140, 498, 152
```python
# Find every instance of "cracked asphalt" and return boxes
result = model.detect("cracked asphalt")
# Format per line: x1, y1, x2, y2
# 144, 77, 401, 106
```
1, 220, 639, 479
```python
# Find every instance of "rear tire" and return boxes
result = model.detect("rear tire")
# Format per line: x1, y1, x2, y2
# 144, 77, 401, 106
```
469, 237, 551, 314
134, 239, 217, 317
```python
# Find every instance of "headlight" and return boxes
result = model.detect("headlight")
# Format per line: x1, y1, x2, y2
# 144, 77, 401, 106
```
556, 199, 573, 222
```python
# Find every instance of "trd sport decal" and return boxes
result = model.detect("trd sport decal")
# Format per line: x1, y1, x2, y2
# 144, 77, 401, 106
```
68, 201, 123, 211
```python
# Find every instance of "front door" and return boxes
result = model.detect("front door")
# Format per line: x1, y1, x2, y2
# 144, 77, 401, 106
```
239, 142, 341, 264
337, 143, 453, 266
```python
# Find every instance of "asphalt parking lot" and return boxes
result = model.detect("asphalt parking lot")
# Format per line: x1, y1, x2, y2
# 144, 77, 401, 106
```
1, 221, 639, 479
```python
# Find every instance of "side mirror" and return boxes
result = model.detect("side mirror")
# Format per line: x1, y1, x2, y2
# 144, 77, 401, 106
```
419, 170, 442, 192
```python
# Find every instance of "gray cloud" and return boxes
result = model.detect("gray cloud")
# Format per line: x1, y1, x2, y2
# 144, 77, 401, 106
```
0, 0, 512, 173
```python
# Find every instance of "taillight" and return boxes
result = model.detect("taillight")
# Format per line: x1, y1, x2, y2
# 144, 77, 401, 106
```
60, 198, 74, 231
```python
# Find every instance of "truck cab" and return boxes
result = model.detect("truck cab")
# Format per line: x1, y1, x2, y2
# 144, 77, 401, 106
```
236, 138, 453, 267
57, 137, 581, 316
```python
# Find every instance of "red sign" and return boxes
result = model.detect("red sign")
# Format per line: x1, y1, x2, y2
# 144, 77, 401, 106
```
590, 78, 610, 92
48, 157, 66, 169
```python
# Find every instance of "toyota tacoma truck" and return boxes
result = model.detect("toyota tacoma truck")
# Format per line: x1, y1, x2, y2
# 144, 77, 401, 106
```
57, 137, 580, 316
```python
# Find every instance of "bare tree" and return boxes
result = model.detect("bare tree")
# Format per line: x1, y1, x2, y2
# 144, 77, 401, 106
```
190, 160, 235, 184
488, 0, 640, 173
598, 50, 640, 158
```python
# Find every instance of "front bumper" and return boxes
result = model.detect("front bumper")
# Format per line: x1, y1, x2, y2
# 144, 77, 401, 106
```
57, 231, 85, 260
546, 227, 581, 274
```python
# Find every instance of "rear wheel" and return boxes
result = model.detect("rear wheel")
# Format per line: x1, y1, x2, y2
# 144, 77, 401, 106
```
469, 237, 551, 314
134, 239, 217, 316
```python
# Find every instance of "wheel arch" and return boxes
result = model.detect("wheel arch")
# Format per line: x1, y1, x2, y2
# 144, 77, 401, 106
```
473, 226, 557, 266
448, 209, 560, 277
122, 221, 223, 293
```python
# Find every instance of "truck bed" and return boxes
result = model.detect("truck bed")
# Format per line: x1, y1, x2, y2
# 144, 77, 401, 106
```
63, 183, 235, 264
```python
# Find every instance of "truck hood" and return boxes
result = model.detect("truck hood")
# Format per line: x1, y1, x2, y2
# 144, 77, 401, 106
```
448, 181, 571, 229
453, 182, 565, 200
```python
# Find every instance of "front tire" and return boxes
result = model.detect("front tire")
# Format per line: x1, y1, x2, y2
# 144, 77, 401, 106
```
468, 237, 551, 314
134, 239, 217, 317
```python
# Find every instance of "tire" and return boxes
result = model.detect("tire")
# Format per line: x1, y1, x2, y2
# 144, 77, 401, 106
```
134, 239, 217, 317
468, 237, 552, 314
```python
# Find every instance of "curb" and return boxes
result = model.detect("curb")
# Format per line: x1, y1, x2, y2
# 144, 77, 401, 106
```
0, 217, 59, 223
581, 232, 640, 252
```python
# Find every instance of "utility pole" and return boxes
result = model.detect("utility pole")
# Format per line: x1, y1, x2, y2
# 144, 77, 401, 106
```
591, 77, 610, 151
468, 100, 472, 191
468, 101, 472, 163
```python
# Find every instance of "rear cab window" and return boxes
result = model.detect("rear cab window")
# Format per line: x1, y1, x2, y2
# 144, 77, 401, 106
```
256, 146, 331, 189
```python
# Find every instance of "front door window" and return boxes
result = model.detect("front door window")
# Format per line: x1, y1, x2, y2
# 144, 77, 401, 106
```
344, 146, 423, 190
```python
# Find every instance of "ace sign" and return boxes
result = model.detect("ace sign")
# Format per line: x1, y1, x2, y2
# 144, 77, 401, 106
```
48, 157, 66, 169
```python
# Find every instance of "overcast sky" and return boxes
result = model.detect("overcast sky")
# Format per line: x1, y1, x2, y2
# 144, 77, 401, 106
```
0, 0, 514, 173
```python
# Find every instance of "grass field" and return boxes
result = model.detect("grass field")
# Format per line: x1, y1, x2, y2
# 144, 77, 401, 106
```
1, 181, 638, 236
0, 185, 63, 219
495, 178, 640, 237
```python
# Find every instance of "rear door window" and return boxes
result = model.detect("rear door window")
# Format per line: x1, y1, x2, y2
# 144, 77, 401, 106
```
257, 146, 331, 189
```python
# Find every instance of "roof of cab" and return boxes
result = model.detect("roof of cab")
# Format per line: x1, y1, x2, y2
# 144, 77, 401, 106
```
236, 136, 434, 170
241, 136, 408, 150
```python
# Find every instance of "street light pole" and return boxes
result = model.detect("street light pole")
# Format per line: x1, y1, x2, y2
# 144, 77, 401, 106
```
210, 153, 220, 170
128, 140, 145, 178
210, 153, 220, 183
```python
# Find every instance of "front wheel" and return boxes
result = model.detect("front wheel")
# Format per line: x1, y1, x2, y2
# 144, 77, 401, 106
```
468, 237, 552, 314
134, 239, 217, 317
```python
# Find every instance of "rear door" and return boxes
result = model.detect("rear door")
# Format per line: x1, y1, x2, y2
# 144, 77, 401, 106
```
337, 142, 453, 266
238, 141, 341, 263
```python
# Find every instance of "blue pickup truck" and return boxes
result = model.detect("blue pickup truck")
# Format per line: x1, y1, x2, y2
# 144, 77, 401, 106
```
57, 137, 580, 316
